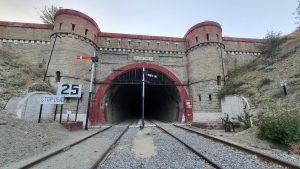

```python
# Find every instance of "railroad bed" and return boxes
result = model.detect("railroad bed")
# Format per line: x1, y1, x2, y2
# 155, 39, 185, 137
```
14, 120, 300, 169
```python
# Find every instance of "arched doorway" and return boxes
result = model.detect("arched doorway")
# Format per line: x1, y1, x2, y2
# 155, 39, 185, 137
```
89, 62, 192, 125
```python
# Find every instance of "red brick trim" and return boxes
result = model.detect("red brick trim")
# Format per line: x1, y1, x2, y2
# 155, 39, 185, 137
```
223, 37, 264, 43
184, 21, 222, 38
90, 62, 191, 125
54, 9, 100, 32
100, 32, 185, 42
0, 21, 53, 29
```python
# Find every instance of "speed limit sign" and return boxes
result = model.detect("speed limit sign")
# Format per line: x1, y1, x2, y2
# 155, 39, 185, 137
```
57, 84, 82, 98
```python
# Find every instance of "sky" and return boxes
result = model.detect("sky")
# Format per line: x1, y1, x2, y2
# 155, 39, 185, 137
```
0, 0, 298, 38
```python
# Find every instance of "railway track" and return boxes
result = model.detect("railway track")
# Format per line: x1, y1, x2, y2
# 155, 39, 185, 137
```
14, 120, 300, 169
99, 120, 215, 169
152, 121, 300, 169
17, 120, 135, 169
173, 124, 300, 169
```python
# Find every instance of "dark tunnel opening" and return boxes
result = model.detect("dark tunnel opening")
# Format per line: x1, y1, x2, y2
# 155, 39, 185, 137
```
103, 68, 182, 123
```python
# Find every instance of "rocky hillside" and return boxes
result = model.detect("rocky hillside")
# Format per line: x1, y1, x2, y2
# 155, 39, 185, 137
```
220, 29, 300, 112
0, 49, 44, 109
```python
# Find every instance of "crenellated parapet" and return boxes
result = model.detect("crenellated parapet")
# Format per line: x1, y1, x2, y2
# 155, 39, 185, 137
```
53, 9, 100, 43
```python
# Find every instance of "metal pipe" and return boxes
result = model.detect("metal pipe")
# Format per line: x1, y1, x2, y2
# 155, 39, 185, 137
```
43, 34, 57, 82
75, 98, 80, 121
54, 105, 57, 121
59, 104, 63, 123
38, 104, 43, 123
218, 45, 226, 82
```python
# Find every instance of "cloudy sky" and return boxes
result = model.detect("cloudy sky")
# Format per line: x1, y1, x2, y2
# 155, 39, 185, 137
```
0, 0, 298, 38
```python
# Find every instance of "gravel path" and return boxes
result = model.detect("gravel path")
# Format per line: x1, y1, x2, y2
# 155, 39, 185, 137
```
158, 123, 285, 169
29, 123, 130, 169
99, 126, 214, 169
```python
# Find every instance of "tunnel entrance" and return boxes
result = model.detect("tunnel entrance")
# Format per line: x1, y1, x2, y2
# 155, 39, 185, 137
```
90, 62, 191, 125
104, 68, 181, 123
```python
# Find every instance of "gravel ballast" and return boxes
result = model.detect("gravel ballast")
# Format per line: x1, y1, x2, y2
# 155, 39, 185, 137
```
158, 123, 286, 169
185, 125, 300, 167
99, 126, 214, 169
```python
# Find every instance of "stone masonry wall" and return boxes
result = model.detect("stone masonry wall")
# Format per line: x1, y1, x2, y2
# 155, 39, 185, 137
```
0, 25, 52, 41
46, 33, 96, 117
0, 39, 51, 67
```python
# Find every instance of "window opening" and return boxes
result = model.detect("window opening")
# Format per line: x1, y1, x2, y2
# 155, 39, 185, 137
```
217, 76, 221, 85
56, 71, 61, 82
72, 24, 75, 31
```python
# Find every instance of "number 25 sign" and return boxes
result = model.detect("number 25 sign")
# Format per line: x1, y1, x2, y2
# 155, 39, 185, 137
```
57, 84, 82, 98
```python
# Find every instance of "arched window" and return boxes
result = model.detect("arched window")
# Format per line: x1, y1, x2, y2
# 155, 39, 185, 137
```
56, 71, 61, 82
209, 94, 212, 102
217, 76, 221, 85
206, 33, 210, 41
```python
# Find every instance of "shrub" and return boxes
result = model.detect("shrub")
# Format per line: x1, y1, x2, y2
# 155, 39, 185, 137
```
255, 109, 300, 145
237, 111, 253, 129
257, 31, 284, 64
28, 82, 55, 93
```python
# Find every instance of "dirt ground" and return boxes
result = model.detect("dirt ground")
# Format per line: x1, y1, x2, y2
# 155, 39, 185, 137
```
0, 110, 96, 168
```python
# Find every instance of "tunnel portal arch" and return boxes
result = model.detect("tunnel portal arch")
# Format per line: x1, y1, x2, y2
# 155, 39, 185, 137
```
89, 62, 192, 125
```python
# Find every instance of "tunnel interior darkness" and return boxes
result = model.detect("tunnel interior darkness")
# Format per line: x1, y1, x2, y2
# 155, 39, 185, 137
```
103, 68, 182, 123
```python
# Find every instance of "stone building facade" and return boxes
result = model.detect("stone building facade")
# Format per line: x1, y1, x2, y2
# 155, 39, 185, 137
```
0, 9, 263, 126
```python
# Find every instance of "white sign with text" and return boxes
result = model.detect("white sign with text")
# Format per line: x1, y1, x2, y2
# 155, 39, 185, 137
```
57, 84, 82, 98
40, 95, 64, 104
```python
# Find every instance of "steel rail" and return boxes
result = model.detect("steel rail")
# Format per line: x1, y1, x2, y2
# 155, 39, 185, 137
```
174, 124, 300, 169
90, 121, 135, 169
152, 121, 221, 169
19, 126, 112, 169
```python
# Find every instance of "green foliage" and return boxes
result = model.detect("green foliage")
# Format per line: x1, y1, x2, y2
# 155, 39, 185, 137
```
237, 111, 253, 129
294, 1, 300, 28
255, 109, 300, 145
258, 31, 284, 64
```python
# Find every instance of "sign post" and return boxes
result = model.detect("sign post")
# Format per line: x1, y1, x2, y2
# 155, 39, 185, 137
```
75, 52, 98, 130
57, 83, 82, 122
39, 95, 64, 123
280, 80, 287, 96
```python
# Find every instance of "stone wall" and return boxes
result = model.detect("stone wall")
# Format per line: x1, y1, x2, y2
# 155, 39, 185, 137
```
0, 39, 51, 67
0, 9, 266, 124
0, 23, 52, 40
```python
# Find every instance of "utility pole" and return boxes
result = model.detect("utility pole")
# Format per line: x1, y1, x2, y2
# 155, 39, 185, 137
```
141, 66, 145, 129
85, 51, 98, 130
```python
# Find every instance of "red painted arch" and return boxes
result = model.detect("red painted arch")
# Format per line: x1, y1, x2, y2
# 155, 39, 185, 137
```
89, 62, 192, 125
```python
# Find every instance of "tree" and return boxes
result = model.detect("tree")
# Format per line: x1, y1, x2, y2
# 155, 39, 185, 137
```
294, 0, 300, 28
257, 31, 283, 64
40, 5, 62, 24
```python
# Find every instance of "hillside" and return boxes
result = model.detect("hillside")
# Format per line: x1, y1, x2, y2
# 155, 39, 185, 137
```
0, 49, 45, 109
221, 30, 300, 111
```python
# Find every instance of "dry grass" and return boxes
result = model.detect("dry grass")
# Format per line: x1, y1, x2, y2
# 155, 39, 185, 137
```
290, 142, 300, 155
